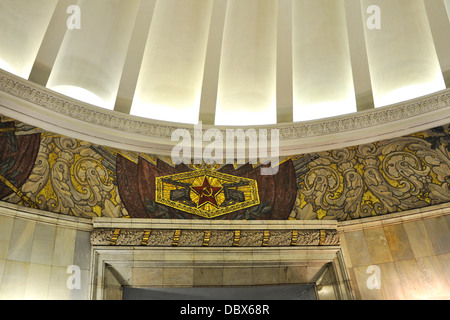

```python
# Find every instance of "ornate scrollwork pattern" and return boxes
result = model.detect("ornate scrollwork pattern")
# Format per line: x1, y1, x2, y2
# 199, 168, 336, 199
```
18, 135, 128, 218
291, 125, 450, 220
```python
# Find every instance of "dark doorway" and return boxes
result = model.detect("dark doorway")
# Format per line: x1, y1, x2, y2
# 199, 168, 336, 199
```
123, 284, 317, 300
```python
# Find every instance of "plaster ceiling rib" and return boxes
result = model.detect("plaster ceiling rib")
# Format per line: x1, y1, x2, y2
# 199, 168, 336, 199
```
0, 0, 58, 80
215, 0, 278, 126
293, 0, 357, 122
114, 0, 158, 115
46, 0, 139, 111
198, 0, 228, 125
344, 0, 375, 112
361, 0, 446, 109
444, 0, 450, 21
130, 0, 213, 124
425, 0, 450, 88
276, 0, 294, 124
29, 0, 73, 87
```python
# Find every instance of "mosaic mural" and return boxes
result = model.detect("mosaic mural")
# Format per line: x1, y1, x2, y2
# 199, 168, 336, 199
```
0, 114, 449, 221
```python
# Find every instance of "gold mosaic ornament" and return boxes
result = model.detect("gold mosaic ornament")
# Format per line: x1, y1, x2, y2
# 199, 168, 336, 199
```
155, 169, 260, 219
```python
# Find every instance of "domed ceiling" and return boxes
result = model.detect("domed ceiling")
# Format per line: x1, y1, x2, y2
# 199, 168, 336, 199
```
0, 0, 449, 127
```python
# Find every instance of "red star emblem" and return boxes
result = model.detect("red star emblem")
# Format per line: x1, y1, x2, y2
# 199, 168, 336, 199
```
190, 176, 223, 208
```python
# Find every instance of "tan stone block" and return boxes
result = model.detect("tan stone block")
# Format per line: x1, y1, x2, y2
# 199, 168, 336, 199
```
394, 259, 430, 299
6, 219, 36, 262
338, 233, 353, 268
437, 253, 450, 289
0, 259, 5, 286
47, 266, 73, 300
0, 260, 29, 300
305, 265, 324, 283
132, 267, 163, 286
104, 286, 123, 300
193, 267, 224, 286
251, 267, 280, 285
163, 248, 194, 264
51, 227, 77, 268
403, 220, 436, 259
341, 230, 372, 267
223, 267, 252, 286
30, 223, 56, 266
352, 265, 383, 300
278, 266, 307, 284
416, 256, 449, 298
24, 263, 51, 300
383, 224, 414, 261
133, 248, 165, 262
0, 216, 14, 259
378, 262, 405, 300
445, 214, 450, 229
423, 216, 450, 255
363, 227, 393, 264
163, 267, 193, 287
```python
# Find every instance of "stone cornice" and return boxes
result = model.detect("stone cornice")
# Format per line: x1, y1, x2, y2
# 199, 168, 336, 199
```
0, 69, 449, 156
90, 218, 340, 247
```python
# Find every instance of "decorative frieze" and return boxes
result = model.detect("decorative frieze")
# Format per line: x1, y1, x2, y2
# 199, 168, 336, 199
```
91, 228, 340, 247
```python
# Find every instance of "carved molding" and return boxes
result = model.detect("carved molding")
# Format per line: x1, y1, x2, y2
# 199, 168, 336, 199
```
0, 69, 449, 156
90, 228, 340, 247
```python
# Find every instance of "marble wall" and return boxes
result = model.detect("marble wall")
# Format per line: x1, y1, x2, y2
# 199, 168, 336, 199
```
0, 200, 449, 300
339, 203, 450, 299
0, 202, 92, 300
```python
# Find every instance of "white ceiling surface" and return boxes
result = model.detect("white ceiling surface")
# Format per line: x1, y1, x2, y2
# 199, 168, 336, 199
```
6, 0, 450, 126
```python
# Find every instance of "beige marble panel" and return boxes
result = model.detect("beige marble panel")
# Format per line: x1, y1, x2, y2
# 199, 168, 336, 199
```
104, 266, 122, 288
305, 265, 325, 283
0, 216, 14, 259
352, 265, 384, 300
416, 256, 450, 298
278, 266, 308, 284
383, 224, 414, 261
223, 267, 252, 286
51, 227, 77, 268
6, 219, 36, 262
193, 267, 224, 286
73, 230, 92, 271
394, 259, 430, 299
133, 248, 165, 263
363, 227, 393, 264
438, 253, 450, 288
0, 260, 29, 300
445, 214, 450, 229
104, 286, 123, 300
71, 268, 90, 300
132, 267, 164, 287
378, 262, 405, 300
24, 263, 51, 300
338, 231, 353, 268
47, 266, 73, 300
423, 216, 450, 255
341, 231, 372, 267
251, 267, 280, 285
30, 223, 56, 266
163, 267, 194, 287
0, 258, 5, 286
403, 220, 436, 259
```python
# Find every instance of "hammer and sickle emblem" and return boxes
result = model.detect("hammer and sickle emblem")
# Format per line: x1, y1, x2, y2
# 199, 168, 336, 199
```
202, 186, 213, 197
